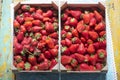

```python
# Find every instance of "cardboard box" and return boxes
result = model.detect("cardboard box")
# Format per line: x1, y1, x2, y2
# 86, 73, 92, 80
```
60, 1, 108, 73
11, 1, 59, 73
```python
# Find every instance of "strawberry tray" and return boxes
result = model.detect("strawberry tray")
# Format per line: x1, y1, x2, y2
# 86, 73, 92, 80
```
11, 1, 59, 72
60, 1, 108, 73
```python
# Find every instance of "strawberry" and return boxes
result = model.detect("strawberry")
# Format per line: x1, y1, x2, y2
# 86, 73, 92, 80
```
64, 17, 71, 25
29, 7, 35, 13
96, 63, 103, 70
97, 49, 106, 59
43, 17, 51, 22
84, 54, 90, 62
44, 51, 52, 59
38, 59, 49, 70
77, 43, 86, 54
99, 40, 106, 49
89, 18, 96, 26
21, 37, 32, 45
24, 62, 31, 71
50, 48, 58, 57
72, 29, 79, 37
37, 42, 45, 49
31, 65, 38, 70
20, 25, 26, 33
64, 25, 70, 31
94, 10, 103, 22
69, 10, 81, 20
16, 15, 24, 24
66, 32, 72, 39
14, 55, 22, 63
43, 10, 53, 17
14, 43, 23, 54
38, 54, 45, 62
32, 26, 42, 32
69, 44, 79, 53
17, 61, 24, 70
45, 22, 54, 33
81, 30, 89, 40
32, 13, 43, 20
87, 39, 93, 44
80, 63, 89, 71
71, 59, 78, 67
32, 20, 41, 26
87, 44, 95, 54
69, 18, 78, 26
14, 20, 20, 28
61, 13, 68, 21
62, 46, 70, 55
61, 56, 72, 65
65, 38, 72, 47
24, 21, 32, 31
24, 17, 34, 21
72, 37, 81, 44
23, 12, 30, 17
93, 42, 100, 50
49, 32, 58, 39
89, 31, 98, 41
21, 5, 30, 11
89, 65, 96, 71
83, 11, 90, 24
89, 54, 97, 65
28, 55, 37, 66
76, 21, 85, 33
61, 40, 66, 46
80, 37, 86, 43
99, 31, 106, 37
95, 22, 105, 31
17, 31, 24, 42
65, 65, 73, 71
36, 9, 43, 14
49, 59, 57, 70
89, 12, 95, 18
74, 53, 85, 63
46, 37, 54, 48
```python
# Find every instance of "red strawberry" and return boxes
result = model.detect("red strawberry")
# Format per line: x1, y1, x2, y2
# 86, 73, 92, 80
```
65, 38, 72, 47
62, 46, 70, 55
89, 65, 96, 71
17, 61, 24, 70
14, 20, 20, 28
64, 17, 71, 25
80, 63, 89, 71
43, 10, 53, 17
93, 42, 100, 50
45, 22, 54, 33
21, 37, 32, 45
38, 59, 49, 70
81, 30, 89, 40
21, 5, 30, 11
89, 54, 97, 65
17, 31, 24, 42
23, 12, 30, 17
32, 13, 43, 20
99, 40, 106, 49
83, 11, 90, 24
24, 62, 31, 71
20, 25, 26, 33
50, 48, 58, 57
38, 54, 45, 62
49, 32, 58, 39
32, 20, 41, 26
99, 31, 106, 37
89, 18, 96, 26
89, 12, 95, 18
94, 10, 103, 22
95, 22, 105, 31
80, 37, 86, 43
87, 39, 93, 44
96, 63, 103, 70
89, 31, 98, 41
76, 21, 85, 33
74, 53, 85, 63
43, 17, 51, 22
14, 43, 23, 54
69, 10, 81, 20
87, 44, 95, 54
69, 18, 78, 26
28, 55, 37, 66
49, 59, 57, 70
69, 44, 79, 53
61, 40, 66, 46
16, 15, 24, 24
44, 51, 52, 59
84, 54, 90, 62
64, 25, 70, 31
46, 37, 54, 48
37, 42, 45, 49
61, 13, 68, 21
36, 9, 43, 14
31, 65, 38, 70
14, 55, 22, 63
24, 17, 34, 21
97, 49, 106, 59
61, 56, 72, 65
29, 7, 35, 12
66, 32, 72, 39
65, 65, 73, 71
72, 29, 79, 37
77, 43, 86, 54
72, 37, 81, 44
71, 59, 78, 67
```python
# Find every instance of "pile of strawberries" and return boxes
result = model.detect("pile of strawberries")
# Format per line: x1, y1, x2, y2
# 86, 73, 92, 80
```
61, 8, 106, 71
13, 5, 58, 70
